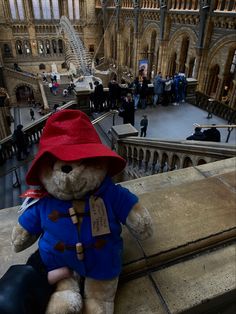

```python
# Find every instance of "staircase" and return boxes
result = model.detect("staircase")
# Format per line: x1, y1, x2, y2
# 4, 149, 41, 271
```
43, 83, 76, 110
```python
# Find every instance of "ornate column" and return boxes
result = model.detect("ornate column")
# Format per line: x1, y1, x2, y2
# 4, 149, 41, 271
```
229, 80, 236, 109
132, 0, 141, 76
215, 75, 224, 100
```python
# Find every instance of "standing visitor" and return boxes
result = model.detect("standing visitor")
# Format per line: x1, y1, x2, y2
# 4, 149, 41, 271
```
140, 77, 149, 109
12, 124, 29, 161
153, 72, 165, 106
119, 93, 135, 126
163, 76, 173, 106
130, 77, 141, 110
140, 115, 148, 137
30, 108, 35, 121
93, 81, 105, 113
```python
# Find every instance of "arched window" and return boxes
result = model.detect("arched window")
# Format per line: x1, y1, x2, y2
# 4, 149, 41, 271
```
9, 0, 25, 20
46, 40, 51, 54
16, 40, 23, 55
3, 44, 11, 57
68, 0, 80, 20
230, 50, 236, 74
52, 40, 57, 53
39, 63, 46, 70
58, 39, 63, 53
38, 40, 44, 55
179, 37, 190, 73
24, 41, 31, 55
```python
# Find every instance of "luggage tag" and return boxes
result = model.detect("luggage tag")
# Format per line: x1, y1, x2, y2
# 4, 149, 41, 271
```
89, 196, 111, 237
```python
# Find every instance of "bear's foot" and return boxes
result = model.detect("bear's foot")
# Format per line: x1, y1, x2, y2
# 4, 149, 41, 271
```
46, 290, 82, 314
83, 299, 114, 314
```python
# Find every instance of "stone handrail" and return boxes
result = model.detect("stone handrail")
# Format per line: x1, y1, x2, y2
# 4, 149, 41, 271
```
116, 137, 236, 179
3, 67, 39, 85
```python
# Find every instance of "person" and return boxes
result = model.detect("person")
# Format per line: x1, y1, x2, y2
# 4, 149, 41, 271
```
186, 127, 206, 141
63, 88, 68, 97
93, 80, 105, 112
30, 108, 35, 121
108, 78, 121, 109
203, 125, 221, 142
140, 115, 148, 137
139, 77, 149, 109
153, 72, 165, 106
42, 72, 47, 83
12, 124, 29, 161
163, 76, 173, 106
131, 77, 141, 110
48, 82, 53, 93
119, 93, 135, 126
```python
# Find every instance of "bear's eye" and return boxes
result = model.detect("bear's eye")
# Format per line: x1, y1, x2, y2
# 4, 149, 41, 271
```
61, 165, 73, 173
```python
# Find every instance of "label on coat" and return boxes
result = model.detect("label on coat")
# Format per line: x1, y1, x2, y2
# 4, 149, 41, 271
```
89, 196, 111, 237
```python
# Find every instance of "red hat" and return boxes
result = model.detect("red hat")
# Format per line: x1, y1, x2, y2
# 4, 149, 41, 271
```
26, 109, 126, 185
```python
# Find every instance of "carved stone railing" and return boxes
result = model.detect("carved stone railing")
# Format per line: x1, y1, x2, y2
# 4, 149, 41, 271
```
116, 137, 236, 180
195, 92, 236, 123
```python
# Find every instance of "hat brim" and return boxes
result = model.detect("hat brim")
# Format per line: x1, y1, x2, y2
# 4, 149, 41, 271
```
26, 143, 126, 186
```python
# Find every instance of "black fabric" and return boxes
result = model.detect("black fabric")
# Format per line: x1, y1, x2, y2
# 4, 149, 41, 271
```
0, 251, 53, 314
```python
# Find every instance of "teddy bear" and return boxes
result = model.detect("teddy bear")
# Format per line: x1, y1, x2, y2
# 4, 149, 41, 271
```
12, 109, 153, 314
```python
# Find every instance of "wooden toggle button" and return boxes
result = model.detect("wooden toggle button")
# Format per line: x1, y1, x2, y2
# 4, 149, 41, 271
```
76, 242, 84, 261
69, 207, 78, 224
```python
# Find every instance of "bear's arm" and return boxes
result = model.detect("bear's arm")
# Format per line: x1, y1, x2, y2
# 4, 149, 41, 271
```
112, 184, 153, 240
12, 223, 39, 252
12, 201, 43, 253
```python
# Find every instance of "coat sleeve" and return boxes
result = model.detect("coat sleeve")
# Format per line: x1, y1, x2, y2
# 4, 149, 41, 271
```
18, 200, 43, 235
111, 184, 139, 225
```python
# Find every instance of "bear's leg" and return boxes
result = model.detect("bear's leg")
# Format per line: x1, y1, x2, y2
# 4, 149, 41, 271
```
46, 276, 83, 314
83, 277, 118, 314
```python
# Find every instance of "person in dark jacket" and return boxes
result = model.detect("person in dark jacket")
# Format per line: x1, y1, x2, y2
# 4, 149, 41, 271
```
119, 93, 135, 126
140, 77, 149, 109
93, 81, 105, 112
108, 78, 121, 109
12, 124, 29, 161
203, 125, 221, 142
186, 127, 206, 141
140, 115, 148, 137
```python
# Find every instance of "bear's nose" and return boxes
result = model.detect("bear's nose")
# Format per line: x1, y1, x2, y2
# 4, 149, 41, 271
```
61, 165, 73, 174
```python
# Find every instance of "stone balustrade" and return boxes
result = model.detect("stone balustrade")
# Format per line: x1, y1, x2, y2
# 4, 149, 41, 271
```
116, 137, 236, 180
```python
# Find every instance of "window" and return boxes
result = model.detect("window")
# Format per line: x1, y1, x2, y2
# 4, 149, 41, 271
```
68, 0, 80, 20
42, 0, 51, 20
16, 41, 23, 54
52, 0, 60, 19
230, 50, 236, 74
32, 0, 59, 20
32, 0, 41, 19
9, 0, 25, 20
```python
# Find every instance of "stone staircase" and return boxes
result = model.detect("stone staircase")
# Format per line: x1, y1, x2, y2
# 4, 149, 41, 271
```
0, 157, 235, 313
43, 83, 77, 110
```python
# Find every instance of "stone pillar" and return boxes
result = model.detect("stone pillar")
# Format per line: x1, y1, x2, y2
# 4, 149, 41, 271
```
158, 40, 168, 75
215, 75, 224, 100
229, 80, 236, 109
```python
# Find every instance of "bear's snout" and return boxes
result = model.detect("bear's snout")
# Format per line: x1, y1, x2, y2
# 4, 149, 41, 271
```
61, 165, 73, 174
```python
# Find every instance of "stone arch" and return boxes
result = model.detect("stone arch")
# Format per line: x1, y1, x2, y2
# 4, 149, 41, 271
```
171, 154, 180, 170
139, 23, 160, 74
39, 63, 46, 70
207, 64, 220, 96
197, 159, 206, 166
167, 27, 198, 75
183, 156, 193, 168
14, 83, 36, 104
16, 40, 23, 55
